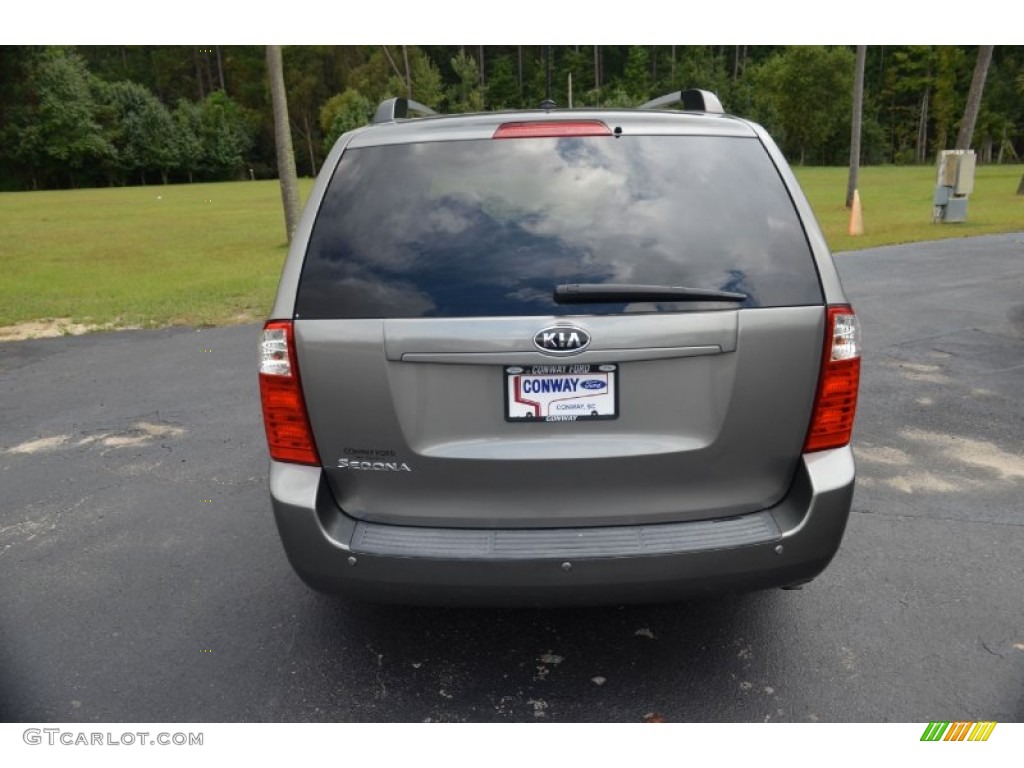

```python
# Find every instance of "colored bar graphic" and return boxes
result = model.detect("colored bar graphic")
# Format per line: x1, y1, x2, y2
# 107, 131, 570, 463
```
944, 722, 969, 741
974, 722, 997, 741
921, 721, 996, 742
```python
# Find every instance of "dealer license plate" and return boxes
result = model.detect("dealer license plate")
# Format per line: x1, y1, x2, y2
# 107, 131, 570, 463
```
504, 364, 618, 422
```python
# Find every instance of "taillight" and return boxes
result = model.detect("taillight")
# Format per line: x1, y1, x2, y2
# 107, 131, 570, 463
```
493, 120, 613, 139
804, 306, 861, 453
259, 320, 319, 465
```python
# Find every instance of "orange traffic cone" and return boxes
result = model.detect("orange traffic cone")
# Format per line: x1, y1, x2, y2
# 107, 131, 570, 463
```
849, 189, 864, 236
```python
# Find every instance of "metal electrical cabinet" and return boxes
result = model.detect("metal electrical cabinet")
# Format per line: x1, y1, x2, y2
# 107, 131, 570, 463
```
933, 150, 976, 223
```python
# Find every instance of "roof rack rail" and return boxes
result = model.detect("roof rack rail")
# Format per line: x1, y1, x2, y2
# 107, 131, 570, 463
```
372, 97, 437, 124
640, 89, 724, 115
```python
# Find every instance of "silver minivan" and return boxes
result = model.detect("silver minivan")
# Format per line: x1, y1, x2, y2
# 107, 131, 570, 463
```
259, 91, 861, 605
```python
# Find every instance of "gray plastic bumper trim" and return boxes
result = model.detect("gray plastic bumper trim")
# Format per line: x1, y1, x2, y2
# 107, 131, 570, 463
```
351, 512, 780, 560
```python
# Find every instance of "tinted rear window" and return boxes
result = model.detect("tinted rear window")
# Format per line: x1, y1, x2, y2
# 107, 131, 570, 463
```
296, 135, 822, 319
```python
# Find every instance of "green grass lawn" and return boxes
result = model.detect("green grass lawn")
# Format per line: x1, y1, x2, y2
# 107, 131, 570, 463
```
0, 179, 312, 330
798, 164, 1024, 252
1, 167, 1021, 330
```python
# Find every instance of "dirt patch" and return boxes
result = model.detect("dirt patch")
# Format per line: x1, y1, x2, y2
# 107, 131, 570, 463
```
857, 430, 1024, 494
99, 421, 185, 448
882, 359, 951, 385
902, 428, 1024, 481
6, 422, 185, 455
0, 312, 261, 342
854, 443, 913, 466
7, 435, 72, 454
0, 318, 138, 342
886, 471, 960, 494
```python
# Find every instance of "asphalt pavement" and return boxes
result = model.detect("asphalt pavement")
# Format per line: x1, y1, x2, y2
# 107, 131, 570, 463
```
1, 233, 1022, 722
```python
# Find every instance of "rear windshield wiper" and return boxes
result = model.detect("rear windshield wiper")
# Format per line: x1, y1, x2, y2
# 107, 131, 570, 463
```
554, 283, 747, 304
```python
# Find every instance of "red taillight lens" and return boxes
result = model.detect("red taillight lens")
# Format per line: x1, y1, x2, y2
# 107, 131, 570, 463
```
493, 120, 612, 139
258, 320, 319, 465
804, 306, 861, 453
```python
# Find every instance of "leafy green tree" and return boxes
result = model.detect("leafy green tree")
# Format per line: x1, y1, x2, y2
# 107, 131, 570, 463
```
881, 46, 936, 163
404, 48, 445, 109
8, 48, 114, 187
319, 89, 373, 150
348, 47, 397, 106
448, 51, 483, 113
930, 47, 967, 154
751, 46, 854, 165
486, 54, 519, 109
356, 45, 442, 111
577, 85, 634, 108
4, 45, 1024, 190
670, 46, 730, 97
343, 45, 444, 117
523, 47, 557, 107
199, 91, 253, 179
283, 45, 330, 176
620, 45, 650, 102
556, 47, 590, 107
172, 99, 204, 182
100, 80, 176, 184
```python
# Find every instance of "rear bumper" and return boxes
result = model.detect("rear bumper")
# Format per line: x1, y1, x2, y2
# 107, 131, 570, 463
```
269, 448, 855, 606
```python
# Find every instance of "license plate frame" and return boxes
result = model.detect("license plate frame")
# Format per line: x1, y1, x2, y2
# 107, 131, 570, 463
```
504, 364, 619, 423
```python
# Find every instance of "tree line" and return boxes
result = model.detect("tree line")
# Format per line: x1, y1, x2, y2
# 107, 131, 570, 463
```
0, 45, 1021, 191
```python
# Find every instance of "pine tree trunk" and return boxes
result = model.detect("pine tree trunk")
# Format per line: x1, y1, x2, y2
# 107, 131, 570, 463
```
266, 45, 301, 244
544, 46, 551, 103
518, 46, 524, 100
402, 46, 412, 99
955, 45, 994, 150
205, 50, 215, 95
194, 47, 205, 100
846, 45, 866, 208
916, 88, 930, 163
216, 46, 225, 92
304, 112, 317, 176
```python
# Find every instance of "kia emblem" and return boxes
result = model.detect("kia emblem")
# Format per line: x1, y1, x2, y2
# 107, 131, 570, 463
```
533, 326, 591, 355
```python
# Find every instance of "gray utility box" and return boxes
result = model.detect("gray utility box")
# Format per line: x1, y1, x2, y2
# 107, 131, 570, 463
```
933, 150, 976, 223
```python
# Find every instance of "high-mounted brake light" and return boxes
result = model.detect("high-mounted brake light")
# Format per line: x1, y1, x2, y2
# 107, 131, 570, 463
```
804, 306, 861, 453
259, 320, 320, 465
493, 120, 613, 139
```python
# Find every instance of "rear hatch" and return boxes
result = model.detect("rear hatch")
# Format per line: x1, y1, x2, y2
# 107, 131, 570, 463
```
292, 120, 824, 528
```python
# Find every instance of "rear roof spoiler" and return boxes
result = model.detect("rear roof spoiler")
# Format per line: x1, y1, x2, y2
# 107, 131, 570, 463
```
373, 97, 437, 124
640, 89, 724, 114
